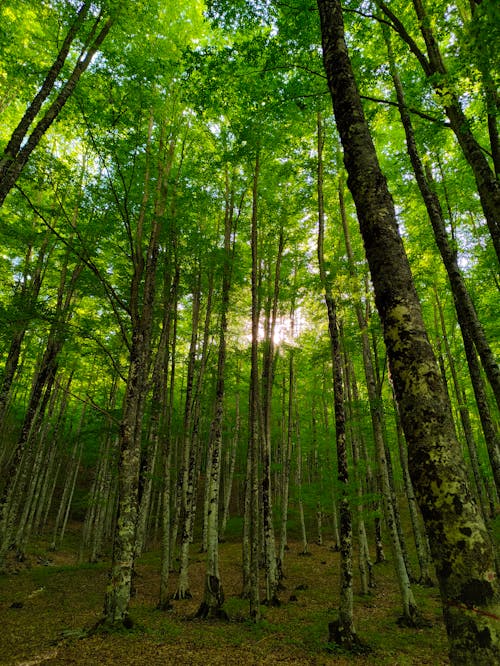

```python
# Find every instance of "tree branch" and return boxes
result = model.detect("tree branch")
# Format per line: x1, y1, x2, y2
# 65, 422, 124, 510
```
15, 185, 132, 352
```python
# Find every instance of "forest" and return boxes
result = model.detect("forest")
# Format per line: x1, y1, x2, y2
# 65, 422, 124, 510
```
0, 1, 499, 664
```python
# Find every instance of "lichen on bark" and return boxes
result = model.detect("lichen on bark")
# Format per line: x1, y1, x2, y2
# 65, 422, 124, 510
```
317, 0, 500, 662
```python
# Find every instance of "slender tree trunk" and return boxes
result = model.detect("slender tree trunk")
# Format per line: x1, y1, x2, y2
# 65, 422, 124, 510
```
278, 341, 295, 571
435, 290, 492, 519
321, 369, 341, 552
342, 346, 375, 592
247, 147, 261, 621
393, 400, 434, 586
338, 154, 417, 621
295, 414, 309, 557
260, 230, 284, 605
384, 29, 500, 412
317, 113, 358, 647
158, 276, 178, 610
219, 371, 240, 541
377, 0, 500, 262
197, 170, 236, 619
318, 2, 500, 661
0, 9, 113, 207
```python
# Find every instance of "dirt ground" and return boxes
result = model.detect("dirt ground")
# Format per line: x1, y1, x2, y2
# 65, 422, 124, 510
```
0, 535, 450, 665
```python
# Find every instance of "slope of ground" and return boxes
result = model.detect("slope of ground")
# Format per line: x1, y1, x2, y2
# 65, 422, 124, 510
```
0, 532, 449, 665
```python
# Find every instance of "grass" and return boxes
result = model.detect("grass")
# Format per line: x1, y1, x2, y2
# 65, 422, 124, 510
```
0, 531, 450, 665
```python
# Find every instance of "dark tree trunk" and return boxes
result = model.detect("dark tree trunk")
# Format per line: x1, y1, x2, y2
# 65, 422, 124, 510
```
317, 1, 500, 663
384, 29, 500, 412
247, 147, 261, 621
376, 0, 500, 263
0, 9, 113, 207
317, 115, 358, 647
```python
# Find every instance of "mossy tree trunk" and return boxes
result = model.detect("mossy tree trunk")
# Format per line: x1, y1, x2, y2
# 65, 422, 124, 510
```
317, 1, 500, 662
103, 113, 168, 626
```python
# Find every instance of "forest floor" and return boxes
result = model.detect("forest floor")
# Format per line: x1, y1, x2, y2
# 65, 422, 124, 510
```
0, 526, 450, 666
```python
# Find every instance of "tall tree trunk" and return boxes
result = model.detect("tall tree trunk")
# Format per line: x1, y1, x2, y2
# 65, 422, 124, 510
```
318, 2, 500, 662
338, 156, 417, 622
247, 147, 261, 621
197, 169, 236, 619
376, 0, 500, 263
342, 344, 375, 593
0, 9, 113, 207
219, 368, 240, 542
316, 113, 358, 648
260, 229, 284, 605
103, 113, 168, 626
158, 275, 178, 611
278, 337, 295, 571
384, 28, 500, 412
295, 413, 309, 557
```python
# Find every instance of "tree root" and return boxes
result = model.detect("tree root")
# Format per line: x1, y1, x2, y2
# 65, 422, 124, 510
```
396, 613, 433, 629
195, 601, 229, 620
173, 589, 192, 600
262, 595, 281, 607
327, 621, 371, 655
89, 614, 135, 635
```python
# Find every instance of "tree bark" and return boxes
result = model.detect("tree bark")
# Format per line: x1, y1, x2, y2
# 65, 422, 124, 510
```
338, 167, 418, 622
376, 0, 500, 263
317, 113, 358, 647
197, 168, 236, 619
384, 28, 500, 412
317, 1, 500, 662
0, 9, 113, 207
247, 147, 261, 620
103, 113, 167, 625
